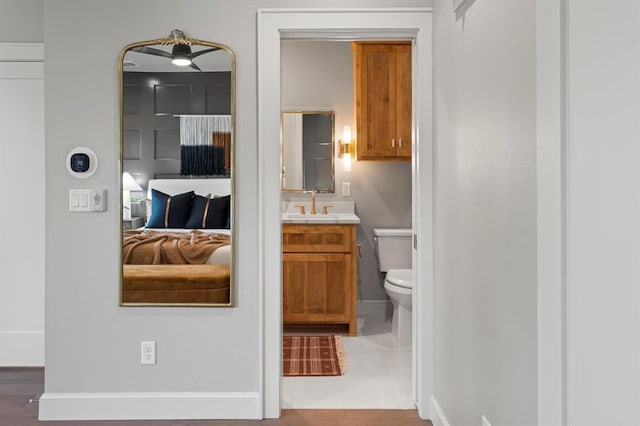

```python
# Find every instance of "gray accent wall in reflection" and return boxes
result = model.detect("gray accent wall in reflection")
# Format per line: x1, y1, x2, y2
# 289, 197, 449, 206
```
122, 71, 231, 187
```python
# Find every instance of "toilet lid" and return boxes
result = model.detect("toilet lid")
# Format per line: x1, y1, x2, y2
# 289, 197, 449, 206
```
386, 269, 413, 289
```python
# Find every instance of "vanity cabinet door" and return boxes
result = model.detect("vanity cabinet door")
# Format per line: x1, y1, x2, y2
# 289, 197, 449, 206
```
283, 253, 352, 323
353, 41, 412, 161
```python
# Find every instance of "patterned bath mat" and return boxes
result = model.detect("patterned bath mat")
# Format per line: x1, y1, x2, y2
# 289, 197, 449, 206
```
283, 335, 346, 376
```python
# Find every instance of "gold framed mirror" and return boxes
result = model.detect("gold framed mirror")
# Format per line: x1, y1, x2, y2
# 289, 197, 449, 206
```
118, 30, 235, 307
281, 111, 335, 192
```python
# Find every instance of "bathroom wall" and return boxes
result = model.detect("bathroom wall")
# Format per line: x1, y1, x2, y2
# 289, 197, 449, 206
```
281, 40, 412, 305
433, 0, 537, 425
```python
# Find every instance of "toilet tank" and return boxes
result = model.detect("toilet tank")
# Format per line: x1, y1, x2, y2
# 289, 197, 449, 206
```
373, 228, 412, 272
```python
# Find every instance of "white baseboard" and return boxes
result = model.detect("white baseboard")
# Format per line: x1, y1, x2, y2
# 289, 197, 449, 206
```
0, 331, 44, 366
39, 391, 261, 421
431, 395, 452, 426
357, 300, 390, 317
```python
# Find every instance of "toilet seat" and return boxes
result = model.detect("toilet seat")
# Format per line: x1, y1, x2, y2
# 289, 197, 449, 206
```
385, 268, 413, 289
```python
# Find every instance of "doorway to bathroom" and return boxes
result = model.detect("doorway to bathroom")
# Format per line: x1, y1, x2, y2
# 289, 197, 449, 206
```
257, 8, 434, 419
280, 38, 414, 409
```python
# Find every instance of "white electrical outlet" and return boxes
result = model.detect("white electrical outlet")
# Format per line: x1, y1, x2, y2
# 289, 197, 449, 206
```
481, 415, 492, 426
141, 341, 156, 365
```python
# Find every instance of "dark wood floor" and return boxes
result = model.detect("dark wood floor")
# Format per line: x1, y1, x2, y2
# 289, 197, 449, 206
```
1, 368, 432, 426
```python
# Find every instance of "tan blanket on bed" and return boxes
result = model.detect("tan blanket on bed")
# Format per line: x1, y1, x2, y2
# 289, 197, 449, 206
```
123, 230, 230, 265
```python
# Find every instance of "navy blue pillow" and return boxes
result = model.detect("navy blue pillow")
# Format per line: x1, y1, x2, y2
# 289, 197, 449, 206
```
185, 194, 230, 229
146, 189, 194, 228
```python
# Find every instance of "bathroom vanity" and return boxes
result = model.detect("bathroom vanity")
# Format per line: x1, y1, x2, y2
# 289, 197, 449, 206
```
281, 203, 359, 336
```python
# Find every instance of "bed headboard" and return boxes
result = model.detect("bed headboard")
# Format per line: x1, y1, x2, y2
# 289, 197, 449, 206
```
147, 178, 231, 199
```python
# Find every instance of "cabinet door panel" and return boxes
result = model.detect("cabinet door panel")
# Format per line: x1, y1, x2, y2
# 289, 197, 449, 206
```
325, 255, 351, 315
283, 253, 350, 322
356, 44, 396, 159
283, 261, 307, 316
354, 41, 412, 161
307, 261, 327, 314
366, 46, 396, 156
395, 44, 412, 158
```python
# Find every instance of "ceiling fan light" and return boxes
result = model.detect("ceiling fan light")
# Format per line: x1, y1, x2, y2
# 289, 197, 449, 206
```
172, 57, 191, 66
171, 43, 192, 66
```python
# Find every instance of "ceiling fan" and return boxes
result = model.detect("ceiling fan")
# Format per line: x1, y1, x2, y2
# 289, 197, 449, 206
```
130, 30, 221, 71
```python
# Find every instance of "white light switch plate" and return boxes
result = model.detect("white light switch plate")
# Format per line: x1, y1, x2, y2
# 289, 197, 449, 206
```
342, 182, 351, 197
69, 189, 106, 212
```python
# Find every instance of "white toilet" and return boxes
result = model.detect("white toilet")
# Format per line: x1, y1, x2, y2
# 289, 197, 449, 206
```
373, 228, 413, 343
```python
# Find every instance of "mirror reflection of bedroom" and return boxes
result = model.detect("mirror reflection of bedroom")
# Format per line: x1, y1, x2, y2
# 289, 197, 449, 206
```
119, 30, 235, 307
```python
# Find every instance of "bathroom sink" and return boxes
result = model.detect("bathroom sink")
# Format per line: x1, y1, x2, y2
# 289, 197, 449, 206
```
280, 201, 360, 224
282, 213, 339, 220
281, 213, 360, 224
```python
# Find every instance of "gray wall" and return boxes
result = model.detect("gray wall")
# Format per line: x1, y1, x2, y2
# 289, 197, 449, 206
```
565, 2, 640, 424
281, 40, 412, 303
0, 0, 43, 42
43, 0, 426, 400
433, 0, 537, 425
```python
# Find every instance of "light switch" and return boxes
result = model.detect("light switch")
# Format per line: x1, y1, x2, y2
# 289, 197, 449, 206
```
79, 193, 89, 208
342, 182, 351, 197
70, 189, 90, 212
69, 189, 107, 212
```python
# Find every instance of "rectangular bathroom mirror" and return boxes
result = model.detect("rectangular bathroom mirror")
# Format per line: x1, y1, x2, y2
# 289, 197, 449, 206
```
281, 111, 335, 192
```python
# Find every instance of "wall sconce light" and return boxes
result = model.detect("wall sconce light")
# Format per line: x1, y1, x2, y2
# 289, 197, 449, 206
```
339, 125, 354, 172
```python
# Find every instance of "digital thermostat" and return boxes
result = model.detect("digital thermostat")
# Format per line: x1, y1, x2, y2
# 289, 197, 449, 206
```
70, 153, 90, 172
66, 147, 98, 179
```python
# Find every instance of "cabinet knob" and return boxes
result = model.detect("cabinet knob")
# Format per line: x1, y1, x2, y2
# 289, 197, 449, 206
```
392, 138, 396, 148
399, 138, 403, 148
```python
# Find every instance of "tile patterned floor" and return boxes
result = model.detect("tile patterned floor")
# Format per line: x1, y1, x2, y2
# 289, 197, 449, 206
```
282, 316, 413, 409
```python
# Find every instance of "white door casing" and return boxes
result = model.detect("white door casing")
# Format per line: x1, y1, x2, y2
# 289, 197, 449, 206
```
257, 8, 433, 419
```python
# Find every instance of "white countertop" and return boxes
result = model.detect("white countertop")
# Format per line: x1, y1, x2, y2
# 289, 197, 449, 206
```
281, 201, 360, 224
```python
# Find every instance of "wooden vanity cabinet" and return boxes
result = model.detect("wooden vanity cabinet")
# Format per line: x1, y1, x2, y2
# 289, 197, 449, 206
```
353, 41, 412, 161
282, 224, 357, 336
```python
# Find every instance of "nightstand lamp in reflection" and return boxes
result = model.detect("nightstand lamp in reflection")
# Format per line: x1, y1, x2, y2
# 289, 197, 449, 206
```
122, 172, 143, 220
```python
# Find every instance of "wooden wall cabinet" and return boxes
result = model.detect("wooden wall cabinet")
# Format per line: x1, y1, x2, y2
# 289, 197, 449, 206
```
282, 224, 357, 336
353, 41, 412, 161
